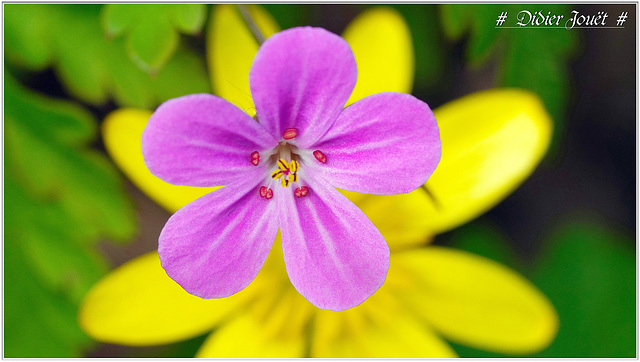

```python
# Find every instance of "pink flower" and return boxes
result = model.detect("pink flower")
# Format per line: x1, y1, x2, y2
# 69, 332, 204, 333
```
141, 27, 441, 311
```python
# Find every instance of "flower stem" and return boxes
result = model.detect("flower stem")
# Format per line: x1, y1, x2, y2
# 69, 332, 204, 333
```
421, 185, 442, 210
236, 5, 266, 45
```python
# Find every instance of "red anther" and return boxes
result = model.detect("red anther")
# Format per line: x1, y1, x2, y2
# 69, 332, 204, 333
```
251, 151, 260, 166
295, 186, 309, 198
313, 150, 327, 163
299, 186, 309, 197
265, 188, 274, 199
283, 128, 298, 140
259, 186, 268, 198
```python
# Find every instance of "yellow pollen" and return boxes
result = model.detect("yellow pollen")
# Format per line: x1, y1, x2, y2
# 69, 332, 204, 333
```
290, 160, 299, 172
271, 158, 299, 187
271, 169, 283, 179
277, 159, 289, 171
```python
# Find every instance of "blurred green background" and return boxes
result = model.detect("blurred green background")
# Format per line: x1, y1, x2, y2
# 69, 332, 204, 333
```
4, 3, 636, 358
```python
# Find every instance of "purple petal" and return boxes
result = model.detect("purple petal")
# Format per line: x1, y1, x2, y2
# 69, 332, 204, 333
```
312, 92, 441, 194
250, 27, 357, 148
158, 170, 279, 299
278, 174, 390, 311
142, 94, 278, 187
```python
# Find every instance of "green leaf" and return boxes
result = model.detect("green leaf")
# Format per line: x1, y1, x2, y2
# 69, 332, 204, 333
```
126, 15, 179, 75
3, 4, 54, 70
530, 219, 635, 357
101, 4, 207, 72
440, 4, 503, 65
4, 72, 138, 357
4, 4, 210, 108
439, 4, 468, 40
5, 74, 137, 242
169, 4, 208, 33
263, 4, 310, 29
391, 5, 445, 88
101, 3, 137, 37
5, 179, 109, 303
4, 237, 94, 357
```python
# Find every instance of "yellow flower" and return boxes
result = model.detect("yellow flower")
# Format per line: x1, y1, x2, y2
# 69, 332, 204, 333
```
80, 5, 557, 357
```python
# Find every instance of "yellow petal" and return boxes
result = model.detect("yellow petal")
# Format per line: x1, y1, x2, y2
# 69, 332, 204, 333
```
312, 313, 456, 358
341, 189, 434, 250
311, 279, 456, 358
78, 252, 253, 345
195, 289, 309, 358
207, 4, 279, 115
196, 312, 303, 357
343, 6, 414, 106
394, 247, 558, 354
196, 234, 312, 358
423, 88, 553, 233
102, 108, 217, 212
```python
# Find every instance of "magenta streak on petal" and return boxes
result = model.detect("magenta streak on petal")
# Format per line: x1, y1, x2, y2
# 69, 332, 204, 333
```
278, 172, 390, 311
158, 169, 279, 299
142, 94, 278, 187
312, 92, 441, 195
249, 27, 357, 147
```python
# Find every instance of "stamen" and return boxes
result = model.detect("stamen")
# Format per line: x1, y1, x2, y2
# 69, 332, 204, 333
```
313, 150, 327, 163
251, 151, 260, 166
259, 186, 273, 199
271, 158, 300, 187
294, 186, 310, 198
271, 169, 284, 179
277, 158, 289, 171
283, 128, 298, 140
300, 186, 309, 196
289, 160, 299, 172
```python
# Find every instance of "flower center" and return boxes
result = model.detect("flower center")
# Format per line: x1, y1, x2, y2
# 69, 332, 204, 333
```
271, 158, 299, 187
253, 128, 329, 200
